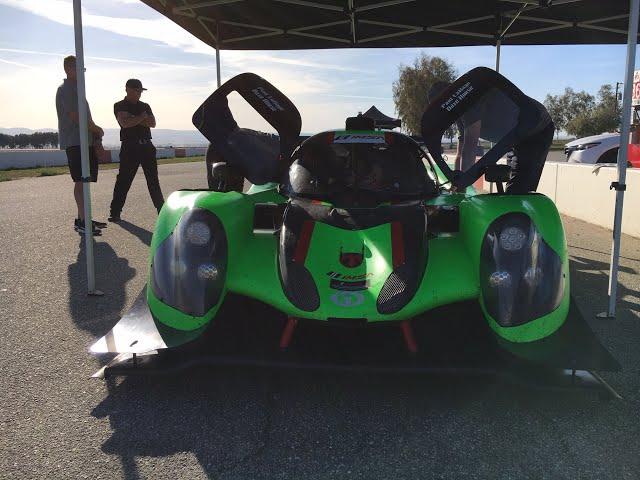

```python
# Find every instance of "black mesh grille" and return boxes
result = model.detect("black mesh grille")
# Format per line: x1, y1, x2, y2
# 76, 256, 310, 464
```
283, 262, 320, 312
377, 269, 409, 314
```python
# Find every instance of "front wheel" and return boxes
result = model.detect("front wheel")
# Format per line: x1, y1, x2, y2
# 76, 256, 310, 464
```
596, 148, 618, 164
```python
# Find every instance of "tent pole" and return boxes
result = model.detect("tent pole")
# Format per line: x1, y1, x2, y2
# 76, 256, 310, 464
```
216, 45, 221, 87
72, 0, 100, 296
216, 21, 221, 87
602, 0, 639, 318
495, 39, 501, 73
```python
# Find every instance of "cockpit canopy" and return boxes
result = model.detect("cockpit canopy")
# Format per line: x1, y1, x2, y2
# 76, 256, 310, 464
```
285, 130, 436, 206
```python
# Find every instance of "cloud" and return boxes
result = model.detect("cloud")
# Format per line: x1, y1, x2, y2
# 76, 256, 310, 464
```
0, 0, 368, 73
0, 57, 36, 69
324, 94, 392, 100
0, 0, 213, 54
228, 53, 368, 73
0, 47, 215, 71
0, 47, 64, 58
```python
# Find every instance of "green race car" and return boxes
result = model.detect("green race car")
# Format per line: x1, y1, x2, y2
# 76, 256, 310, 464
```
90, 69, 618, 380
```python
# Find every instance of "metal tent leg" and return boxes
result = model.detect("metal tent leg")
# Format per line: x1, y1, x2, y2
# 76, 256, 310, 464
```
72, 0, 102, 296
603, 0, 639, 318
216, 21, 222, 88
588, 371, 624, 400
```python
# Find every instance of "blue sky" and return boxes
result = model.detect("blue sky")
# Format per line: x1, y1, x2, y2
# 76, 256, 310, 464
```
0, 0, 638, 133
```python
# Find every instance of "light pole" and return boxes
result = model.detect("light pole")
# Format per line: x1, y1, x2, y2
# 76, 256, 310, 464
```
615, 81, 624, 114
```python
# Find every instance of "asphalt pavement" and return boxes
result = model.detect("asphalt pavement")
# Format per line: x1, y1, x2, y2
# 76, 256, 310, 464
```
1, 162, 639, 480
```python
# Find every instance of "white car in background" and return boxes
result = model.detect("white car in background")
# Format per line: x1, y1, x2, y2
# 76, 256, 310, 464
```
564, 133, 620, 164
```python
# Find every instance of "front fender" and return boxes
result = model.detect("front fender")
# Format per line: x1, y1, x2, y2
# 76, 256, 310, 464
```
147, 190, 257, 331
460, 193, 569, 342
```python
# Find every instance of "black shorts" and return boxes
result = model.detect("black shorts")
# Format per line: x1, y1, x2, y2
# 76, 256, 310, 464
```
66, 145, 98, 182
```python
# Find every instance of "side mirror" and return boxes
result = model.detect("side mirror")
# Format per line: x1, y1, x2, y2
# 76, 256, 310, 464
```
485, 164, 511, 193
209, 162, 245, 192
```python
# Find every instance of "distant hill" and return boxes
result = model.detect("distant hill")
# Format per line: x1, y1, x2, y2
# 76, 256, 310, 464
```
0, 127, 209, 148
100, 128, 209, 148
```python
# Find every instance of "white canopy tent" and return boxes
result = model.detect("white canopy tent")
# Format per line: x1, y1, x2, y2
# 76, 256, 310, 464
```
72, 0, 638, 316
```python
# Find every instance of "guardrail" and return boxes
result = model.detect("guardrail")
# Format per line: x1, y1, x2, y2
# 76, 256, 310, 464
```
479, 162, 639, 238
2, 150, 638, 238
0, 147, 208, 170
537, 163, 639, 238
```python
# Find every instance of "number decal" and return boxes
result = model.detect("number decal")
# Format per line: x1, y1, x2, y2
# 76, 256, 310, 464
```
330, 291, 365, 307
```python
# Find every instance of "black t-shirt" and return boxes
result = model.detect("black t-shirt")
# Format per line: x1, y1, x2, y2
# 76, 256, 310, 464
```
114, 98, 153, 142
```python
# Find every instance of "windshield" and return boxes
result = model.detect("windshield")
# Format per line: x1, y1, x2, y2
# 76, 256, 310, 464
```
286, 132, 435, 205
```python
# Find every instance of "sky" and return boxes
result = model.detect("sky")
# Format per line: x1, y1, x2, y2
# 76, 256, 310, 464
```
0, 0, 638, 135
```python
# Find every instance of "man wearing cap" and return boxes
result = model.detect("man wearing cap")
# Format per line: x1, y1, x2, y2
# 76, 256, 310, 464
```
108, 79, 164, 222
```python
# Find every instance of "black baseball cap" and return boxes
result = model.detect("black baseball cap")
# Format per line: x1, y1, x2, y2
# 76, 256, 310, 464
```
125, 79, 147, 90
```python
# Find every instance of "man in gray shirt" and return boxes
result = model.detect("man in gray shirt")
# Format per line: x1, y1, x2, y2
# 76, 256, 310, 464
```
55, 55, 106, 235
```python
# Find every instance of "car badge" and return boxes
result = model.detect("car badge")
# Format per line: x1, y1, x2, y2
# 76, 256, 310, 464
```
339, 246, 364, 268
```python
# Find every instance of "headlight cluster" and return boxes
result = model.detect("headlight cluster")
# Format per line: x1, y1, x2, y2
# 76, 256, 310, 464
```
575, 142, 601, 150
480, 213, 564, 327
151, 208, 227, 317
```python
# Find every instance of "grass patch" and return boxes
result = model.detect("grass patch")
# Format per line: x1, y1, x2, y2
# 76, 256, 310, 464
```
39, 168, 62, 177
0, 156, 204, 182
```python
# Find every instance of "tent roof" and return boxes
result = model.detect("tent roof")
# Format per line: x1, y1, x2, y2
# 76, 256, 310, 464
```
362, 105, 401, 128
140, 0, 637, 51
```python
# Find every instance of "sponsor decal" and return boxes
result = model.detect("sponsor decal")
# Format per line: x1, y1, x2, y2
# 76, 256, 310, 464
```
330, 291, 365, 307
252, 87, 284, 112
333, 133, 386, 144
440, 81, 474, 112
327, 271, 372, 291
330, 279, 369, 291
326, 271, 373, 281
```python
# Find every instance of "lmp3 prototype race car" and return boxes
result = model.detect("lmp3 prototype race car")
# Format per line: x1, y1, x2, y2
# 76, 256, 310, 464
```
90, 68, 618, 384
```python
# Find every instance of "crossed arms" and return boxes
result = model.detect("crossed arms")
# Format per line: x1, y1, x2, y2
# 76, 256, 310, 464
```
116, 110, 156, 129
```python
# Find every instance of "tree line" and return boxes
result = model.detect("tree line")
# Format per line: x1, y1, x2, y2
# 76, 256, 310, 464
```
543, 85, 620, 138
0, 132, 59, 149
392, 53, 621, 139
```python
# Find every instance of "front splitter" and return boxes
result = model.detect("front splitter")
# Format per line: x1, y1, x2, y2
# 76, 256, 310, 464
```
89, 291, 620, 397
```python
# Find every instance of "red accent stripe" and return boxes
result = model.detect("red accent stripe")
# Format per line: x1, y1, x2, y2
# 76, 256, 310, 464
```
279, 317, 298, 349
391, 221, 405, 268
294, 220, 314, 263
400, 320, 418, 354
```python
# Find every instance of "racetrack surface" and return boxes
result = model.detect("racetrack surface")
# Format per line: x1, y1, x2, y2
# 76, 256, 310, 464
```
1, 162, 639, 480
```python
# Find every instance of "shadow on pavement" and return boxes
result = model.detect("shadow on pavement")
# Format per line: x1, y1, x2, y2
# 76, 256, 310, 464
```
88, 298, 614, 480
92, 367, 555, 480
68, 239, 136, 338
569, 255, 640, 315
568, 245, 640, 263
116, 220, 153, 247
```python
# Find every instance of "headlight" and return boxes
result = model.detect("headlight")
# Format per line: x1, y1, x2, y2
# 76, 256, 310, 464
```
576, 142, 601, 150
186, 221, 211, 245
480, 213, 564, 327
151, 208, 227, 317
499, 226, 526, 251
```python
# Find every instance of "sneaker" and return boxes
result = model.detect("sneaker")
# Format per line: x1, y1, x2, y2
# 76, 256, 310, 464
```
75, 219, 102, 236
107, 214, 121, 223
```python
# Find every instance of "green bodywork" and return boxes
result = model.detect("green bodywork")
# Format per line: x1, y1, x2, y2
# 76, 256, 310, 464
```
146, 181, 569, 344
